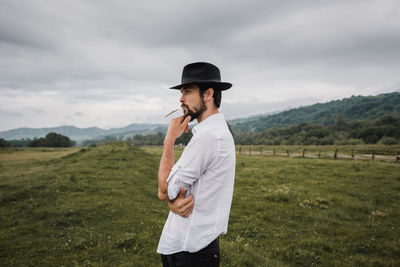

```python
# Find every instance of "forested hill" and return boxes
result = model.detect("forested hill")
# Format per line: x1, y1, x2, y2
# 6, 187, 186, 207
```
230, 92, 400, 132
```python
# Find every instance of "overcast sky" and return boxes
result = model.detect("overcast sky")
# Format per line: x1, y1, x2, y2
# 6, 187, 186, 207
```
1, 0, 399, 131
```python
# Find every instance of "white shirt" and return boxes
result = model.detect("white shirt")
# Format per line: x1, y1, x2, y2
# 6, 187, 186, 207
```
157, 113, 236, 254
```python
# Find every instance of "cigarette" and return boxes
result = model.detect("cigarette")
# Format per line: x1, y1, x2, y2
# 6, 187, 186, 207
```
164, 109, 179, 118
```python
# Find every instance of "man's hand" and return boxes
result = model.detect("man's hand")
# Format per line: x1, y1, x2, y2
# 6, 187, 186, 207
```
168, 186, 194, 218
165, 115, 191, 142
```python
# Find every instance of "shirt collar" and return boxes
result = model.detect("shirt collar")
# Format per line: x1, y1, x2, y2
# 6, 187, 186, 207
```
192, 113, 225, 135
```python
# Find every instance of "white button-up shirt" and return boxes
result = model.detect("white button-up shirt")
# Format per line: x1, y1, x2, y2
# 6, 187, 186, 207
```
157, 113, 236, 254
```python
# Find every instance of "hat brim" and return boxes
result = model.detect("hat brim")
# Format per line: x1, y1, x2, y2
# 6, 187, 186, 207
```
170, 81, 232, 91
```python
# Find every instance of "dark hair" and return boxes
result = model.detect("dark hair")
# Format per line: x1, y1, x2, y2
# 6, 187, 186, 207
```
198, 83, 222, 108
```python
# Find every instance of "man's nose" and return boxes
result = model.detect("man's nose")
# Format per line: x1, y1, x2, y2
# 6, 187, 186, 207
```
180, 94, 185, 103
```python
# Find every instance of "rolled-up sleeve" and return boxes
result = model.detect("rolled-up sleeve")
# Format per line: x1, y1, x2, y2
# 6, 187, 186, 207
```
166, 131, 217, 200
167, 165, 190, 200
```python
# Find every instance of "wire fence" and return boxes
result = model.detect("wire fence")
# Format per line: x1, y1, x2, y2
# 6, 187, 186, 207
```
236, 146, 400, 163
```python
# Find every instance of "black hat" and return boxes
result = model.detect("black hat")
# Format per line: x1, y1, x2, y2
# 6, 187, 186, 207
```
170, 62, 232, 91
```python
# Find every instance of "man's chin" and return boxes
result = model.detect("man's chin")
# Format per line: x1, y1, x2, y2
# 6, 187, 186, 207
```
183, 112, 197, 122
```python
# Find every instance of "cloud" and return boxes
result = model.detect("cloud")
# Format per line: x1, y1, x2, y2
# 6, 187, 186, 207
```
0, 0, 399, 131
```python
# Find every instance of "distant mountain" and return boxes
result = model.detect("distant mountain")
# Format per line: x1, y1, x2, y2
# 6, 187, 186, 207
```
230, 92, 400, 132
227, 111, 280, 125
0, 123, 167, 143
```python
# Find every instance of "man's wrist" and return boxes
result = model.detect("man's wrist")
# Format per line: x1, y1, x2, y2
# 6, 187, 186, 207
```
164, 135, 175, 146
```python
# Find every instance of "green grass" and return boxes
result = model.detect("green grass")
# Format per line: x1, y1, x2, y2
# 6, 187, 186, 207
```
0, 143, 165, 266
1, 143, 400, 266
226, 155, 400, 266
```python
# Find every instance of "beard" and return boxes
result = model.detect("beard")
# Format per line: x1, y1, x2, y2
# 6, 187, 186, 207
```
182, 98, 207, 122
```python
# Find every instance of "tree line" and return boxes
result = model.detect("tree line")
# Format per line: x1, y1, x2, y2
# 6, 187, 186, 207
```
80, 130, 193, 147
2, 114, 399, 148
123, 114, 399, 146
231, 92, 400, 132
1, 132, 74, 147
234, 114, 400, 145
124, 131, 193, 146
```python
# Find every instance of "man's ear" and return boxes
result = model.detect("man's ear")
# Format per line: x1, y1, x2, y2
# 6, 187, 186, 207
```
203, 88, 214, 102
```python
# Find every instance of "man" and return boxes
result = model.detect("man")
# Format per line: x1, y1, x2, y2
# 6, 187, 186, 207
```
157, 62, 236, 267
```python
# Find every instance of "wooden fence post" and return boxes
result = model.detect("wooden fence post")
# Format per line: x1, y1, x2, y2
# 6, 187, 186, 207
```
286, 150, 289, 157
249, 147, 251, 156
273, 149, 275, 156
239, 146, 242, 155
260, 146, 263, 156
371, 151, 375, 161
352, 150, 355, 160
334, 149, 338, 160
397, 152, 400, 163
318, 150, 321, 159
302, 149, 306, 158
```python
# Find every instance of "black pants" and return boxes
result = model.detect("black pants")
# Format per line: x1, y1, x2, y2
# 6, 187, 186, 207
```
161, 238, 220, 267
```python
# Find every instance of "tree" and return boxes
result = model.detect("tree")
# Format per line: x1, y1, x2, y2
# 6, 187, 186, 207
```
6, 138, 31, 147
227, 123, 235, 138
378, 136, 398, 145
175, 130, 192, 145
0, 138, 10, 147
28, 132, 73, 147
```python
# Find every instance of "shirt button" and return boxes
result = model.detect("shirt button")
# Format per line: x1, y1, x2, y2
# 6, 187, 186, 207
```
213, 254, 218, 259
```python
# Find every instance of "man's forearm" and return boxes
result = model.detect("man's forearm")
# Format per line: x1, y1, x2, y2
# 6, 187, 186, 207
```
158, 115, 191, 201
158, 137, 175, 201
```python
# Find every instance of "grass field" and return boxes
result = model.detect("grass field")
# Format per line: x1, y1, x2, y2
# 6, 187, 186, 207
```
1, 143, 399, 266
